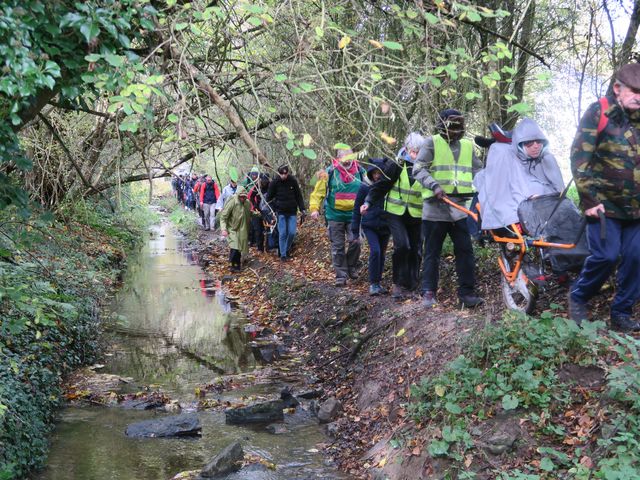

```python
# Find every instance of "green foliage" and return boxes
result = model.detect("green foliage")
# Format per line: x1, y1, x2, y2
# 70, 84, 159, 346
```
411, 312, 640, 477
166, 201, 200, 238
0, 0, 158, 210
0, 198, 146, 478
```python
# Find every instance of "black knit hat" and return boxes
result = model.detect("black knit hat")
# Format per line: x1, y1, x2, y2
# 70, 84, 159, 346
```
436, 108, 465, 139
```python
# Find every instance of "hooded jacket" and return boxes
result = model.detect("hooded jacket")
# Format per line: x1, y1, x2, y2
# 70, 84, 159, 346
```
220, 186, 251, 254
475, 118, 564, 230
351, 159, 389, 235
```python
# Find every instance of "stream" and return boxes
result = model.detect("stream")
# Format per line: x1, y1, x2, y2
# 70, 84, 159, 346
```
33, 222, 346, 480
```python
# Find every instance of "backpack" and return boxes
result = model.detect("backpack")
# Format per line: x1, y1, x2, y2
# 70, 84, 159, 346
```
596, 97, 609, 137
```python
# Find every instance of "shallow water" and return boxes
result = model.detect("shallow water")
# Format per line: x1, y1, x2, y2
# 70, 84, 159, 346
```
34, 222, 346, 480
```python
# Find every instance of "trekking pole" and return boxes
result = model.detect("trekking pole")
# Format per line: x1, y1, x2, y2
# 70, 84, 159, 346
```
597, 210, 607, 240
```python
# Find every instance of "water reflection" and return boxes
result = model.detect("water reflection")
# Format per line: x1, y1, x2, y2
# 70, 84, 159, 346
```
109, 223, 253, 375
34, 223, 347, 480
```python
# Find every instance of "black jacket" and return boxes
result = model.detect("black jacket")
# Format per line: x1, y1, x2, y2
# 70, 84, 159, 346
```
352, 183, 388, 236
266, 175, 305, 215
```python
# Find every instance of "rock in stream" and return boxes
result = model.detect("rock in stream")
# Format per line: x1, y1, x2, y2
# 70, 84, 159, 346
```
125, 413, 201, 438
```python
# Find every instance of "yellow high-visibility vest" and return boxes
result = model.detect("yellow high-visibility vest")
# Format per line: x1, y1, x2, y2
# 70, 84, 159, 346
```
384, 163, 426, 218
422, 135, 474, 199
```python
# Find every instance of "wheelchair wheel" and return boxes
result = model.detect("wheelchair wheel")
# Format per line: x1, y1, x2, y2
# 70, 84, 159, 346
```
500, 253, 538, 314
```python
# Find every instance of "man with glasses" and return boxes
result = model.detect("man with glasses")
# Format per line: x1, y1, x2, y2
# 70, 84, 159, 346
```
569, 63, 640, 332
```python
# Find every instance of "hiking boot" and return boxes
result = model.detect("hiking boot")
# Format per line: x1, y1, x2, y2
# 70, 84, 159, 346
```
422, 290, 436, 308
611, 315, 640, 333
522, 262, 547, 286
369, 283, 382, 296
459, 294, 484, 308
567, 293, 588, 326
335, 277, 347, 287
348, 269, 360, 280
391, 284, 404, 299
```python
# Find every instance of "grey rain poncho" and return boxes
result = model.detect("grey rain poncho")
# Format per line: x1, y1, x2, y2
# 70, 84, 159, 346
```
474, 118, 565, 230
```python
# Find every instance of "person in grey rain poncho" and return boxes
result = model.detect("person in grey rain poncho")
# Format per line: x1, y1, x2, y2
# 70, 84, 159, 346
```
474, 118, 564, 231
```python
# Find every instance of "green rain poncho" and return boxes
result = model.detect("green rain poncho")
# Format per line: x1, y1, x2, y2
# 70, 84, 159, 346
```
220, 185, 251, 254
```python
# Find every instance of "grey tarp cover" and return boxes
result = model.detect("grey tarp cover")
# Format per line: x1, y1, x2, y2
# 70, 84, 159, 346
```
518, 195, 589, 273
474, 118, 565, 230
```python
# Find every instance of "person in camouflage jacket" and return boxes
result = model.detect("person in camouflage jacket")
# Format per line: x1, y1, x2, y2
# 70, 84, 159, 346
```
569, 63, 640, 332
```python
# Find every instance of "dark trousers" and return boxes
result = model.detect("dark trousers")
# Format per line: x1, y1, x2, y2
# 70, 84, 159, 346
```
229, 249, 241, 269
422, 218, 475, 297
385, 212, 422, 290
251, 216, 265, 252
363, 226, 390, 284
571, 217, 640, 318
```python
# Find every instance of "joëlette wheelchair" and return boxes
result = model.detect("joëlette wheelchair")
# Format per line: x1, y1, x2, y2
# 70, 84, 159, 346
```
441, 123, 595, 314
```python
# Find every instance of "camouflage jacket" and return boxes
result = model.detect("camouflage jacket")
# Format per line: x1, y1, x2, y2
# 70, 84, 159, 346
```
570, 96, 640, 220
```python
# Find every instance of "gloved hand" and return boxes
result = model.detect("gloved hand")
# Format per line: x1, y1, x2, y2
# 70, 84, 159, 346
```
433, 186, 445, 201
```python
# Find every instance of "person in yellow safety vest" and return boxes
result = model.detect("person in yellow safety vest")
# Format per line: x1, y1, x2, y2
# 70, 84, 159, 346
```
361, 132, 427, 298
414, 109, 484, 308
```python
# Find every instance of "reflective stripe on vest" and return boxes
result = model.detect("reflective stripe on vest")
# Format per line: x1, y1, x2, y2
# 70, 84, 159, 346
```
422, 135, 474, 199
384, 164, 425, 218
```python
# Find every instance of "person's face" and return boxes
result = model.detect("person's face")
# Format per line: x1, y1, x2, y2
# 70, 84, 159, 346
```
406, 148, 420, 161
371, 170, 382, 182
279, 171, 289, 180
206, 176, 212, 183
523, 139, 544, 158
614, 82, 640, 111
231, 180, 237, 187
239, 195, 247, 203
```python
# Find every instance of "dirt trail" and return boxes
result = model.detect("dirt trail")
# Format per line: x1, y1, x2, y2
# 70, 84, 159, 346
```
192, 217, 615, 479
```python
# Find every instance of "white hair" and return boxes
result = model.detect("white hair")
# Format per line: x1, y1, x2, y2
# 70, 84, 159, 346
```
404, 132, 425, 151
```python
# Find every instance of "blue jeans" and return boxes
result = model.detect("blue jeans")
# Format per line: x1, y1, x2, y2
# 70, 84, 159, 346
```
571, 217, 640, 318
363, 226, 390, 284
278, 214, 297, 258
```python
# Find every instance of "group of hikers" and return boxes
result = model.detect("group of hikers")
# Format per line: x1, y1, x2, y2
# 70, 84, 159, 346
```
171, 63, 640, 333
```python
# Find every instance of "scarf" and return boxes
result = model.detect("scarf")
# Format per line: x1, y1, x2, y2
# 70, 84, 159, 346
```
332, 158, 360, 183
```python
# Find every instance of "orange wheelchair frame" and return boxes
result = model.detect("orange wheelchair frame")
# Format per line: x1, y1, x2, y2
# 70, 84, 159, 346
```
443, 196, 585, 313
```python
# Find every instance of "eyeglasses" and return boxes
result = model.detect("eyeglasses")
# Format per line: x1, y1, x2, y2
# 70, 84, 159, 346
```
523, 139, 544, 147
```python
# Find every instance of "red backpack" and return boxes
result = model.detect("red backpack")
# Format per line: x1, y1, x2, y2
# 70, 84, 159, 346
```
596, 97, 609, 136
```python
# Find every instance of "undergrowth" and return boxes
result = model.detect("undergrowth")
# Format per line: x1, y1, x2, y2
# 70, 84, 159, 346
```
157, 195, 200, 238
0, 196, 148, 479
410, 311, 640, 479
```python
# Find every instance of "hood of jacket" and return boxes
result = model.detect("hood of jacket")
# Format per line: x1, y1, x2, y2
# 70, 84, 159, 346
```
511, 118, 549, 162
